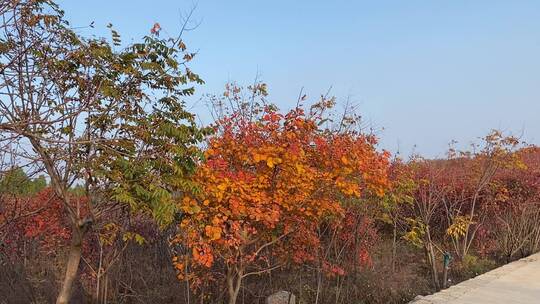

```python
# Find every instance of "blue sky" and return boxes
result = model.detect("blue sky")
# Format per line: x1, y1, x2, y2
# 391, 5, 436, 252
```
58, 1, 540, 157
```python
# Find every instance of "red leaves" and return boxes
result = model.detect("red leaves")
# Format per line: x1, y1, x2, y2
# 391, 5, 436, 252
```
150, 22, 161, 35
1, 188, 70, 256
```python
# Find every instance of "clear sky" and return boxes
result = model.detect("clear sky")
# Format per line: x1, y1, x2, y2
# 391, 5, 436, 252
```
58, 0, 540, 157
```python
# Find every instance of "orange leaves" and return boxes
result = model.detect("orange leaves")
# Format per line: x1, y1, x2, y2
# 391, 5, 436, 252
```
204, 225, 222, 241
192, 245, 214, 267
172, 104, 390, 290
172, 256, 187, 280
252, 152, 267, 163
335, 177, 361, 197
180, 197, 201, 215
229, 198, 247, 216
252, 147, 284, 168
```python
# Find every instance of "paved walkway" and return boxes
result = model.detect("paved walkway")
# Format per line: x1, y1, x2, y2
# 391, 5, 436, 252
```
410, 252, 540, 304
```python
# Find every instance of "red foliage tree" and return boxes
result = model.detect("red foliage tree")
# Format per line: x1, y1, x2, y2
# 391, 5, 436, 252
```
171, 101, 389, 304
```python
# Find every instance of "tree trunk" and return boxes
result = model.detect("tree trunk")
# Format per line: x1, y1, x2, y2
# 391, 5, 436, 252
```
56, 224, 86, 304
228, 287, 239, 304
391, 224, 397, 273
426, 243, 439, 290
315, 263, 322, 304
424, 231, 439, 290
227, 266, 242, 304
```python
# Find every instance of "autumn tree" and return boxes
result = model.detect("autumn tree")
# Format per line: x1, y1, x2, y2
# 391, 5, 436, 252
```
403, 157, 448, 290
401, 131, 524, 290
443, 131, 523, 259
489, 147, 540, 261
0, 1, 208, 302
171, 85, 389, 304
379, 158, 415, 273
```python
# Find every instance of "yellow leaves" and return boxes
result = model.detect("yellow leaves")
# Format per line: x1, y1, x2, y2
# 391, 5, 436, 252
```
185, 204, 202, 215
446, 216, 474, 239
122, 232, 145, 245
336, 178, 361, 197
342, 166, 354, 175
379, 213, 393, 225
266, 157, 282, 168
403, 229, 424, 248
99, 223, 119, 246
213, 183, 228, 202
204, 225, 222, 241
252, 150, 283, 168
100, 224, 145, 246
134, 234, 145, 245
181, 197, 201, 215
253, 152, 267, 163
403, 219, 426, 248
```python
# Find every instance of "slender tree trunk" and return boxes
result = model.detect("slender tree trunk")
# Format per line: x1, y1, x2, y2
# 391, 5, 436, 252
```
95, 243, 103, 303
56, 224, 86, 304
391, 223, 397, 273
334, 275, 343, 304
461, 191, 481, 259
426, 243, 439, 290
424, 231, 439, 290
227, 266, 242, 304
185, 262, 190, 304
315, 263, 322, 304
104, 275, 109, 304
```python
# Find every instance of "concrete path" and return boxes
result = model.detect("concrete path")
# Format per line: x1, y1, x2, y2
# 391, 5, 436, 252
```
410, 252, 540, 304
